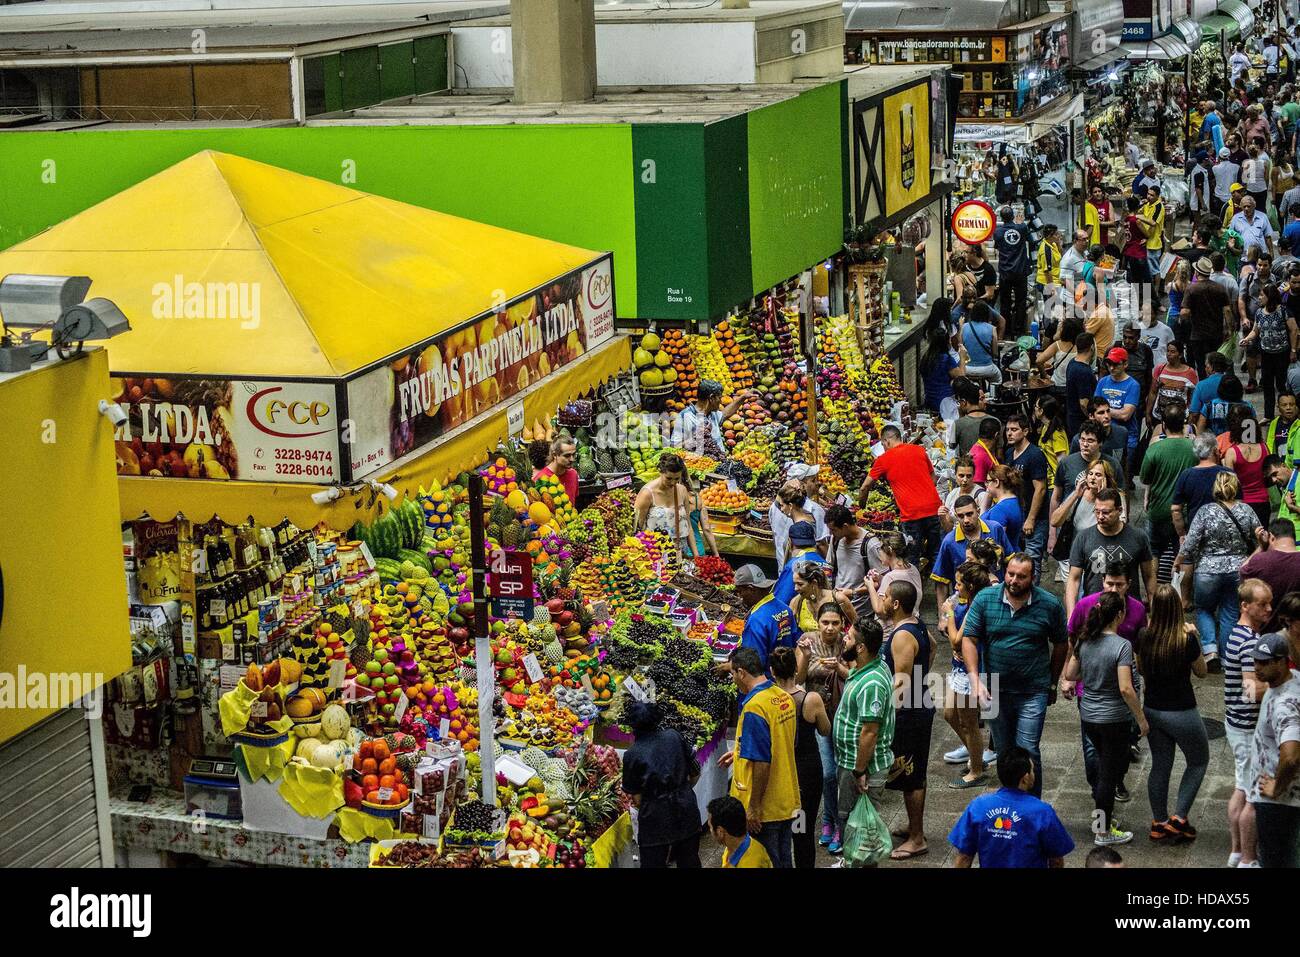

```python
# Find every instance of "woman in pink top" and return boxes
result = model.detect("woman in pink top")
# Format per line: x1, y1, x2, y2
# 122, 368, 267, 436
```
1221, 411, 1271, 527
1147, 341, 1199, 427
969, 416, 1001, 484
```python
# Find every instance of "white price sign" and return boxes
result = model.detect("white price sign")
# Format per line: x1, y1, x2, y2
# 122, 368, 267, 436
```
393, 689, 409, 722
623, 676, 647, 702
327, 659, 346, 689
439, 717, 451, 740
522, 653, 544, 685
423, 814, 441, 840
358, 543, 375, 569
506, 400, 526, 437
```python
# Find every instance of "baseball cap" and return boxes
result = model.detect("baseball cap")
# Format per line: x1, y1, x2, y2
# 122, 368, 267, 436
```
1251, 632, 1290, 662
733, 564, 773, 589
1231, 182, 1246, 192
789, 520, 818, 547
1140, 156, 1155, 169
787, 463, 822, 480
1219, 146, 1231, 159
1106, 346, 1129, 363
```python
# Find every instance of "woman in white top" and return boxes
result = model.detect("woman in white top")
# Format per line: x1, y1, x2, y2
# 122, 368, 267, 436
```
1242, 141, 1272, 208
864, 531, 923, 623
1035, 317, 1084, 389
634, 452, 693, 557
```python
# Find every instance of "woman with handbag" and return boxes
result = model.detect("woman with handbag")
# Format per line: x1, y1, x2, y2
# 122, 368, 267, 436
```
1050, 459, 1122, 580
1175, 472, 1264, 661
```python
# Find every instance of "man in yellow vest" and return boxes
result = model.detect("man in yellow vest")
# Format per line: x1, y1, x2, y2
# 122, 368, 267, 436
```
719, 646, 800, 867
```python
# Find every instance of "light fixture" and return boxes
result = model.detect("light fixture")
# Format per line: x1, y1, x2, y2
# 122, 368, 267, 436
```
0, 274, 131, 372
369, 480, 399, 502
97, 399, 128, 427
311, 487, 342, 505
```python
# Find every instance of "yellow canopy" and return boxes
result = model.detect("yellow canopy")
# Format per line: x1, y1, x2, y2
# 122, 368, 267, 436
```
0, 150, 600, 378
118, 335, 632, 527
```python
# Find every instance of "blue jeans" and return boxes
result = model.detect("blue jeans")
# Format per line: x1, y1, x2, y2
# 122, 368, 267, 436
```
756, 818, 794, 868
1024, 517, 1049, 580
987, 691, 1050, 797
1193, 570, 1240, 656
816, 730, 838, 830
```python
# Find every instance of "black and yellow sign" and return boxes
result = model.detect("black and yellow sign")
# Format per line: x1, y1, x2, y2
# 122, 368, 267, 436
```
883, 83, 931, 216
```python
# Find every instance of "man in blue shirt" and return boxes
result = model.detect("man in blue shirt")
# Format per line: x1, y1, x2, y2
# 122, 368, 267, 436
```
1199, 102, 1225, 155
1205, 374, 1257, 434
733, 565, 794, 669
949, 746, 1075, 868
1189, 351, 1229, 429
1065, 332, 1098, 439
931, 496, 1013, 606
1004, 413, 1050, 579
772, 521, 829, 606
1283, 207, 1300, 251
1095, 347, 1141, 454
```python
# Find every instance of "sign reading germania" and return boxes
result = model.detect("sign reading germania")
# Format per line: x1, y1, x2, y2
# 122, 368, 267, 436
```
951, 200, 997, 245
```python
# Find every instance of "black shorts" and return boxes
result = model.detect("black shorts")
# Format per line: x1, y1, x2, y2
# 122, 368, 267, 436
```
886, 709, 935, 791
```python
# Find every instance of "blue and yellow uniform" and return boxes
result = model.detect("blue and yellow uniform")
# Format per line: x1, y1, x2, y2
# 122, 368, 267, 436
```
739, 594, 794, 668
731, 680, 800, 824
720, 834, 773, 868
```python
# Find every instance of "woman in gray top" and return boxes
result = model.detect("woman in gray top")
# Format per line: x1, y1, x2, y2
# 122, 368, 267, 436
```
1061, 591, 1149, 848
1175, 472, 1264, 660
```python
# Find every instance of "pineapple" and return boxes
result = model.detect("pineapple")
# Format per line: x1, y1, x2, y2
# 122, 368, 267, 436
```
503, 522, 524, 548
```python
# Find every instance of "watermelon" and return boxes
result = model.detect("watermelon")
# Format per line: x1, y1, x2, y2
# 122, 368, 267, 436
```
371, 511, 402, 559
374, 558, 403, 581
397, 548, 433, 574
398, 498, 423, 548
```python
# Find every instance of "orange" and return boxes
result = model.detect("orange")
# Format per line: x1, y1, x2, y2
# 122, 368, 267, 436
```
379, 774, 397, 789
361, 758, 378, 774
372, 740, 391, 762
379, 757, 397, 776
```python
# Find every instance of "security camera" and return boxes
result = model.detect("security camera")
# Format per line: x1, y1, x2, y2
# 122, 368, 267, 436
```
311, 487, 342, 506
98, 399, 128, 427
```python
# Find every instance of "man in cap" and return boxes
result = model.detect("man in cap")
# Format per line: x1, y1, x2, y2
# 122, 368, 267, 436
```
1246, 632, 1300, 868
727, 565, 795, 671
1095, 347, 1142, 476
678, 378, 752, 455
1133, 158, 1161, 197
773, 520, 830, 606
1213, 147, 1242, 215
1182, 256, 1234, 374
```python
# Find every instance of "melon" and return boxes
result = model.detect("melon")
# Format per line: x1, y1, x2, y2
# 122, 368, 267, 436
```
639, 368, 664, 388
296, 737, 324, 760
640, 332, 662, 353
528, 502, 553, 525
310, 740, 344, 769
633, 347, 654, 368
654, 350, 671, 368
506, 489, 529, 511
662, 367, 678, 383
320, 704, 350, 741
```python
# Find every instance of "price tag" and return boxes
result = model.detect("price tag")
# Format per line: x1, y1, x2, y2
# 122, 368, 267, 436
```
250, 701, 268, 720
623, 676, 647, 702
327, 659, 346, 689
726, 478, 740, 494
393, 690, 409, 722
351, 599, 365, 621
506, 400, 526, 437
494, 840, 508, 861
522, 653, 544, 685
219, 665, 243, 693
358, 543, 375, 568
590, 600, 609, 622
377, 787, 394, 802
423, 814, 441, 840
191, 547, 208, 576
439, 717, 451, 740
181, 617, 196, 656
210, 599, 227, 620
580, 673, 595, 695
606, 473, 633, 490
307, 539, 319, 562
222, 641, 236, 661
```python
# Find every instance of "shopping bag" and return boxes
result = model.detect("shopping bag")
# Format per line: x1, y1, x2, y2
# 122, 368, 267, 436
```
842, 793, 891, 868
1217, 331, 1239, 360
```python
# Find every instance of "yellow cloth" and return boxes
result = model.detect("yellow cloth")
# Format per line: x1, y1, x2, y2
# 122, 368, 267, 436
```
587, 811, 634, 868
721, 835, 773, 868
278, 761, 345, 819
731, 681, 800, 823
1035, 241, 1060, 286
1142, 199, 1165, 250
336, 806, 418, 844
219, 680, 259, 737
235, 721, 295, 782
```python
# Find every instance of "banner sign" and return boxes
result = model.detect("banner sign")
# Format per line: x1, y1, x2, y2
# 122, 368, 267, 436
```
112, 376, 340, 483
488, 548, 534, 620
346, 255, 614, 479
883, 83, 932, 217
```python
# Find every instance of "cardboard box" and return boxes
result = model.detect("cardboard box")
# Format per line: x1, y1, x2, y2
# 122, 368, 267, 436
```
238, 771, 333, 839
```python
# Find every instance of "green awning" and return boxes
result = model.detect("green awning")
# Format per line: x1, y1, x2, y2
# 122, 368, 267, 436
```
1201, 13, 1240, 41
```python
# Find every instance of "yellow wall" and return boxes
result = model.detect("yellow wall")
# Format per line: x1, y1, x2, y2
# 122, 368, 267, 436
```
0, 349, 131, 743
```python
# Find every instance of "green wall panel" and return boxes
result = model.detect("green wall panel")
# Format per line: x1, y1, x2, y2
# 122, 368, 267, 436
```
323, 54, 343, 113
0, 125, 638, 315
340, 47, 381, 112
379, 41, 416, 101
702, 114, 752, 321
413, 36, 448, 94
631, 124, 710, 322
746, 82, 845, 293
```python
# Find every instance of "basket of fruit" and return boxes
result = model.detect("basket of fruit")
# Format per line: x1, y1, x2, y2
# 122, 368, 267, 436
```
700, 480, 751, 515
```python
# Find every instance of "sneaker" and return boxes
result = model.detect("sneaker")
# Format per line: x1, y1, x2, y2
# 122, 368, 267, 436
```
944, 745, 970, 764
1238, 860, 1261, 868
1149, 820, 1179, 843
1115, 782, 1131, 803
819, 824, 833, 846
983, 749, 998, 764
1095, 825, 1134, 846
1168, 816, 1198, 841
1227, 852, 1243, 868
828, 831, 843, 855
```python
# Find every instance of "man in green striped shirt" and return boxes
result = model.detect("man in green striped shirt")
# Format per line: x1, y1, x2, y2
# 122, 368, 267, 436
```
832, 618, 895, 841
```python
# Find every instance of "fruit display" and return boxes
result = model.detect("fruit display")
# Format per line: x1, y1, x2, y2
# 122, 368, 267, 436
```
712, 319, 755, 390
659, 327, 698, 409
686, 333, 732, 393
700, 480, 750, 513
632, 332, 675, 390
481, 457, 521, 496
691, 554, 734, 585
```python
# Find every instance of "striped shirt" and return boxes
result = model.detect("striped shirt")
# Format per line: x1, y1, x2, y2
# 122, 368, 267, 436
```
832, 657, 895, 774
1224, 624, 1260, 732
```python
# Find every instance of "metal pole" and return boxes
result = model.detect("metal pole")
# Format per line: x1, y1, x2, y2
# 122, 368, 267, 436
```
468, 473, 496, 805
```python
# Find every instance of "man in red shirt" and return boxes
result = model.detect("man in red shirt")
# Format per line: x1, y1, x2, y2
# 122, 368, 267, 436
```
533, 436, 579, 506
859, 424, 943, 571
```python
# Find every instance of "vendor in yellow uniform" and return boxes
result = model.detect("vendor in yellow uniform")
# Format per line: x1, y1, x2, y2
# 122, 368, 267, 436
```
708, 796, 774, 868
1141, 183, 1166, 284
720, 646, 799, 867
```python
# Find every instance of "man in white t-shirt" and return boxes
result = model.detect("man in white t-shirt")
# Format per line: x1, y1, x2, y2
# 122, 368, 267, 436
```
770, 472, 829, 569
1247, 633, 1300, 868
938, 456, 989, 533
1231, 44, 1252, 85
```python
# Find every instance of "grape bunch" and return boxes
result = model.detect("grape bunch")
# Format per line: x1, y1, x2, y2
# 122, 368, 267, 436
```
647, 658, 684, 689
669, 674, 708, 707
701, 689, 734, 724
663, 636, 704, 666
628, 616, 672, 645
453, 799, 498, 833
603, 641, 639, 671
717, 459, 754, 488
